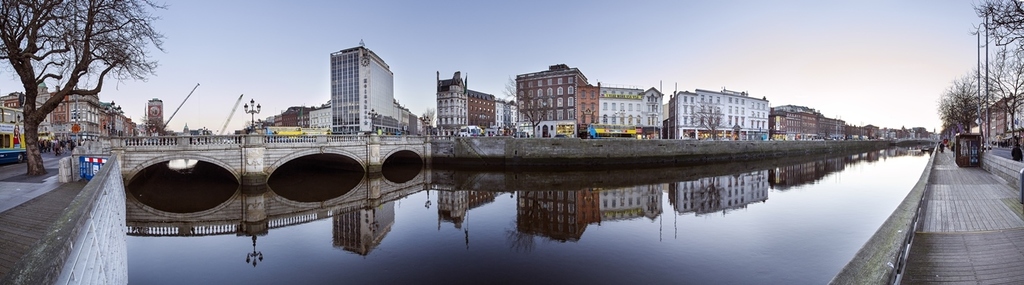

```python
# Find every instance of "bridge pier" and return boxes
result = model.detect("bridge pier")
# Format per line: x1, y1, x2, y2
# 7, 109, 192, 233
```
240, 184, 269, 236
367, 134, 382, 173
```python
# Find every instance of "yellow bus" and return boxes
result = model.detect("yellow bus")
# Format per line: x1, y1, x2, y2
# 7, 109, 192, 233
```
589, 124, 637, 138
0, 106, 25, 164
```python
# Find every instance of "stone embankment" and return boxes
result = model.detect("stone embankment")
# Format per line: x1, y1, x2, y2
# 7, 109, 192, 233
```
430, 137, 890, 168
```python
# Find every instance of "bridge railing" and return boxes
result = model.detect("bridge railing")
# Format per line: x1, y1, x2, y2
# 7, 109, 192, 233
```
117, 135, 244, 147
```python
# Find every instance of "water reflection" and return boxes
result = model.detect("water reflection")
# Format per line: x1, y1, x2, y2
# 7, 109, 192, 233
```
126, 160, 237, 213
127, 147, 930, 284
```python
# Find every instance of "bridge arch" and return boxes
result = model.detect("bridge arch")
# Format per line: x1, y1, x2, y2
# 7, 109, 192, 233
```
264, 148, 366, 177
125, 187, 242, 218
124, 153, 240, 184
381, 145, 424, 164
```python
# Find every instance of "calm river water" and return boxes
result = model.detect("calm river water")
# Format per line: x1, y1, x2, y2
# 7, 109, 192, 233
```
126, 147, 930, 285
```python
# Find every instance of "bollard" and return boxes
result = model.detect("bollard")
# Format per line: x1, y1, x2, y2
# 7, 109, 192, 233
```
1020, 168, 1024, 204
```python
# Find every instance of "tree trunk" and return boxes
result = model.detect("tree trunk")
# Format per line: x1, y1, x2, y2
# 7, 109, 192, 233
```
23, 114, 46, 175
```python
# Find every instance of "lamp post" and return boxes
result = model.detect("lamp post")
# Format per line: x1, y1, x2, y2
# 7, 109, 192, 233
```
243, 99, 261, 134
245, 235, 263, 267
104, 101, 122, 136
368, 109, 379, 135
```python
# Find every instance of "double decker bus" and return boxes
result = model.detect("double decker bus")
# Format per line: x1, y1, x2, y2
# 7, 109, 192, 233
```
0, 106, 26, 164
589, 124, 637, 138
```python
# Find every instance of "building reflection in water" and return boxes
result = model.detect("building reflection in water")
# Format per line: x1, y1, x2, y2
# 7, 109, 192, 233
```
332, 202, 395, 256
126, 147, 928, 260
669, 171, 768, 215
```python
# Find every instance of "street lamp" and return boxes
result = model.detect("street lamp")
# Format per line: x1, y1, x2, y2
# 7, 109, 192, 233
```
104, 101, 122, 136
244, 235, 263, 267
243, 99, 261, 134
368, 109, 379, 135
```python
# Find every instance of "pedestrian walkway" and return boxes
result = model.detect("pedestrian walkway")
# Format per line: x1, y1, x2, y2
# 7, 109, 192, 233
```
902, 150, 1024, 284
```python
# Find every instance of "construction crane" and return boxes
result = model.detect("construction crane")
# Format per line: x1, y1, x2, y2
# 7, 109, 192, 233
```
218, 94, 244, 135
164, 83, 200, 126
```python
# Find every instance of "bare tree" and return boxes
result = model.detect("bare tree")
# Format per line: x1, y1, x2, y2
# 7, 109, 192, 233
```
515, 81, 553, 137
0, 0, 165, 175
502, 76, 516, 102
938, 74, 980, 134
989, 45, 1024, 134
976, 1, 1024, 46
421, 108, 435, 126
690, 101, 724, 140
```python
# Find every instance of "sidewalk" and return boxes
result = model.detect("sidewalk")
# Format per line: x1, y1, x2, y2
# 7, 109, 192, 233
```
0, 154, 85, 279
902, 150, 1024, 283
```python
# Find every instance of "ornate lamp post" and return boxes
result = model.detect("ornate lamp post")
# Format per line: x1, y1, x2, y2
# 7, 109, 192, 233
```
104, 101, 122, 136
368, 109, 379, 135
243, 99, 261, 134
245, 235, 263, 267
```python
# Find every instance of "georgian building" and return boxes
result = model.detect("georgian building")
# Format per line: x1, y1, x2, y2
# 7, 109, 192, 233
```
309, 103, 331, 129
467, 90, 495, 128
669, 88, 770, 140
577, 83, 601, 135
598, 85, 644, 126
641, 88, 664, 138
769, 105, 845, 140
515, 64, 588, 138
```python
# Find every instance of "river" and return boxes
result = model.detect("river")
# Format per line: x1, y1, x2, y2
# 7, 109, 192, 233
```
125, 147, 930, 285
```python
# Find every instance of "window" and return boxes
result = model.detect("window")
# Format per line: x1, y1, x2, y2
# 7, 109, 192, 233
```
547, 79, 552, 85
557, 98, 563, 107
557, 87, 563, 95
547, 88, 553, 96
620, 103, 624, 110
538, 80, 543, 87
603, 115, 608, 123
557, 78, 563, 84
603, 103, 607, 110
567, 97, 574, 106
537, 89, 542, 97
568, 86, 574, 94
628, 104, 633, 111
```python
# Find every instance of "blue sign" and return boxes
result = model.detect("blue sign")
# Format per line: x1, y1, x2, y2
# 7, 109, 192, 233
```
79, 156, 108, 181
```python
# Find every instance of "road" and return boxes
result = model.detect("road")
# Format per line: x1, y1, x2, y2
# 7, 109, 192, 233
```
0, 151, 67, 182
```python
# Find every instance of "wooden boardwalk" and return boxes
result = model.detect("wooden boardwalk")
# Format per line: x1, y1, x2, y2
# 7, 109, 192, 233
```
0, 181, 85, 279
903, 151, 1024, 284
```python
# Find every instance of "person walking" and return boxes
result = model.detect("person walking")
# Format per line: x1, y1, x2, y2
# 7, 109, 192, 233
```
1013, 143, 1023, 162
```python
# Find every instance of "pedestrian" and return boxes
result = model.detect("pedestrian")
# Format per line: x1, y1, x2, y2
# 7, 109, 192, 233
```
1013, 143, 1023, 162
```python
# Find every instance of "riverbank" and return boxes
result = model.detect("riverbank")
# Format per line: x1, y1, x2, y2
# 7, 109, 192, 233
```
430, 137, 891, 168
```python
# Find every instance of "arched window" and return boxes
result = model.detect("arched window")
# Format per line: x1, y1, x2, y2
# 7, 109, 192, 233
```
602, 114, 608, 123
547, 88, 553, 96
557, 87, 563, 95
568, 86, 575, 94
537, 89, 542, 97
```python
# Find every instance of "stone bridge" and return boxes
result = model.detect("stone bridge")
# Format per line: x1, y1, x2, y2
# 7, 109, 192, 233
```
110, 134, 434, 185
125, 168, 432, 237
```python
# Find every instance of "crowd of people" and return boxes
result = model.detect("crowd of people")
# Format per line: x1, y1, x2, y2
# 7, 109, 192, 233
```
36, 139, 76, 156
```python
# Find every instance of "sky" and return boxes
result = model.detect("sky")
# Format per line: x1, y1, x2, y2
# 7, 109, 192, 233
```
0, 0, 984, 133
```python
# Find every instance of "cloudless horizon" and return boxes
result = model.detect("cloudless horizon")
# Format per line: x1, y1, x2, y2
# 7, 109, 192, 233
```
0, 1, 983, 133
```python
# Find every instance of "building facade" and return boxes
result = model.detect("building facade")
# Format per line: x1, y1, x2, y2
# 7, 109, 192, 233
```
466, 90, 495, 129
669, 88, 770, 140
599, 85, 644, 127
330, 43, 397, 134
577, 84, 601, 136
436, 71, 467, 136
515, 64, 588, 138
309, 104, 331, 129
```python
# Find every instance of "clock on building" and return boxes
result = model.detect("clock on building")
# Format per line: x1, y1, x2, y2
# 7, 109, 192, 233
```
361, 56, 370, 67
148, 106, 161, 117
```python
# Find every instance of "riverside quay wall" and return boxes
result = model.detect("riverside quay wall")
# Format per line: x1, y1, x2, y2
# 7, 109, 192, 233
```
430, 137, 891, 168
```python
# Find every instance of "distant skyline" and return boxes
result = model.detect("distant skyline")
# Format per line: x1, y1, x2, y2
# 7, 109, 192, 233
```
0, 1, 983, 132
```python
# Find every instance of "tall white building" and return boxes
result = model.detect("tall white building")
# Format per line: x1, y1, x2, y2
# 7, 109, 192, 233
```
330, 42, 397, 134
670, 88, 770, 140
641, 88, 664, 138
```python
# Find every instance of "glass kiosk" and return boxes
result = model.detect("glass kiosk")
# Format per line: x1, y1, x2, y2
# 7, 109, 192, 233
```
954, 133, 982, 167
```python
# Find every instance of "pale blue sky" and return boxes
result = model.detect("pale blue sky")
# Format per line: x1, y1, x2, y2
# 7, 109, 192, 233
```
0, 0, 982, 132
